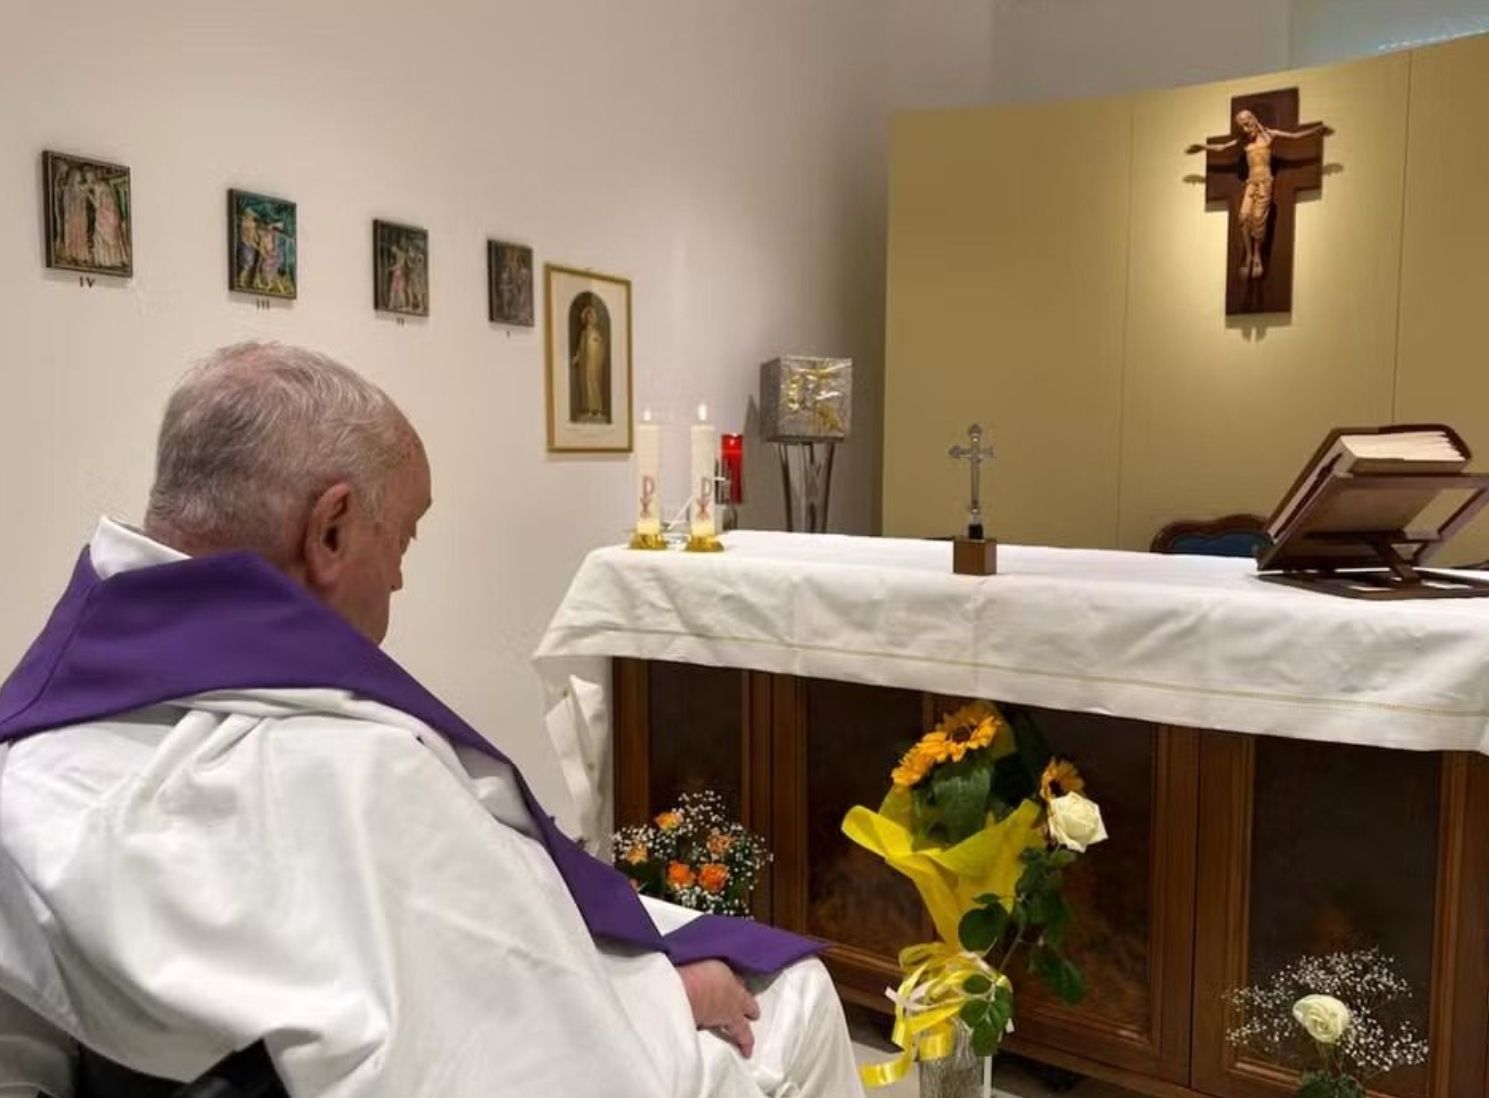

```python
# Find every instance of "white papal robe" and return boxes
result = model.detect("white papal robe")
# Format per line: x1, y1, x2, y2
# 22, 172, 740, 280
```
0, 520, 860, 1097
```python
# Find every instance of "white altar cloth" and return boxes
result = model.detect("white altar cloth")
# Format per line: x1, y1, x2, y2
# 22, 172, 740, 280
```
534, 532, 1489, 832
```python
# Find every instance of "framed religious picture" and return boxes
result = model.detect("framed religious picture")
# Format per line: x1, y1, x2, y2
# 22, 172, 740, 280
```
544, 264, 633, 453
487, 239, 534, 327
228, 190, 297, 299
42, 151, 133, 278
373, 220, 429, 316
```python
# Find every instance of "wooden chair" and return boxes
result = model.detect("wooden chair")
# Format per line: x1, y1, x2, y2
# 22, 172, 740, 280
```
1150, 513, 1271, 559
77, 1040, 287, 1098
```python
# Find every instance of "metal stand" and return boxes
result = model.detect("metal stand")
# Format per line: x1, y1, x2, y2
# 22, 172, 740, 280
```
776, 441, 837, 533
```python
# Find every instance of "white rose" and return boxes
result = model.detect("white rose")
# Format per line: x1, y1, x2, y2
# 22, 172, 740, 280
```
1046, 792, 1108, 852
1292, 994, 1352, 1045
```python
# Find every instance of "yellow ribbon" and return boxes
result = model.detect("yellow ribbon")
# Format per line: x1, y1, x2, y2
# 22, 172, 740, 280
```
858, 941, 1012, 1088
843, 792, 1045, 1088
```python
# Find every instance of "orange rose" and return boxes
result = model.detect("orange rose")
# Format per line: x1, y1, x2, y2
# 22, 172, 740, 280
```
666, 861, 696, 889
623, 843, 649, 865
706, 832, 734, 857
655, 811, 682, 831
699, 863, 729, 893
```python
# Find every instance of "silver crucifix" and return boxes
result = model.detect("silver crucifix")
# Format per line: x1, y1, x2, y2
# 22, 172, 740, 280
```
948, 424, 995, 540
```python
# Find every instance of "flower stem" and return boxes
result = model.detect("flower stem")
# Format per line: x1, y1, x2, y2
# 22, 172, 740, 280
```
998, 924, 1027, 976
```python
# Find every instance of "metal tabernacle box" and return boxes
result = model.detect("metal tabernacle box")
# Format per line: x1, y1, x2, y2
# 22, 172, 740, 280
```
760, 357, 853, 442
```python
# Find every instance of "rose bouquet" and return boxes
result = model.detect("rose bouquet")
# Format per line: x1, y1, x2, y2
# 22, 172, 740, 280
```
612, 789, 770, 917
841, 701, 1108, 1087
1226, 949, 1429, 1098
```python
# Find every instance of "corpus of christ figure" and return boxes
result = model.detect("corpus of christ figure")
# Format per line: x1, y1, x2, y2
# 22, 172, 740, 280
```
1185, 88, 1331, 316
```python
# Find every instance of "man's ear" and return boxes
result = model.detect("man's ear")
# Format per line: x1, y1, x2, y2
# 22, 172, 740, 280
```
302, 482, 355, 592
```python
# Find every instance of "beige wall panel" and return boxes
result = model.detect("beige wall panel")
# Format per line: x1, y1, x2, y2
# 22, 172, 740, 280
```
1394, 34, 1489, 566
1117, 53, 1410, 550
883, 101, 1132, 546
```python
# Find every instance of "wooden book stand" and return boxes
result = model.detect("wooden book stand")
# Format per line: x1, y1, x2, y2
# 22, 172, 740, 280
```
1257, 471, 1489, 599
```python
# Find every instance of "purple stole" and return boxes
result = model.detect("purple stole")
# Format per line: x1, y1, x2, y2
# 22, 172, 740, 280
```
0, 549, 818, 975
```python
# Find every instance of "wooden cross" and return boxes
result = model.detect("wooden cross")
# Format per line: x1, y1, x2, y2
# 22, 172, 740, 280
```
949, 424, 995, 540
1188, 88, 1331, 316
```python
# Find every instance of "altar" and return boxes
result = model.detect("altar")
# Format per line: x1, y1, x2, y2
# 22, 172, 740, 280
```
534, 533, 1489, 1098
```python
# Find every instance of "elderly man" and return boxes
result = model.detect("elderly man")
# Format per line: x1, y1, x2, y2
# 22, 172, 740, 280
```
0, 343, 861, 1097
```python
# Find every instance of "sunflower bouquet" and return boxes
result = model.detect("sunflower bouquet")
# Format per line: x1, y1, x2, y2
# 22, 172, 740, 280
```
612, 789, 770, 916
842, 701, 1108, 1087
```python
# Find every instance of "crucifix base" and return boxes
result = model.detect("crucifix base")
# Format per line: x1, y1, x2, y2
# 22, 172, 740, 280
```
953, 536, 998, 577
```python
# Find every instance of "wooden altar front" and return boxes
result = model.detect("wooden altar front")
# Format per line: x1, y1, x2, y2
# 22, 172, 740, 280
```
614, 659, 1489, 1098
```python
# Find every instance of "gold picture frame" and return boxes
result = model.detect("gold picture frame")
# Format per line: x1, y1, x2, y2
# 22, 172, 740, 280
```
544, 263, 633, 453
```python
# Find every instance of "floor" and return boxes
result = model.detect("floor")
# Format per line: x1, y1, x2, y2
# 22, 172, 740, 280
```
848, 1008, 1141, 1098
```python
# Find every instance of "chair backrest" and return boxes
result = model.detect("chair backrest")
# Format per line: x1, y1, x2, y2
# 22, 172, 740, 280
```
77, 1041, 287, 1098
1150, 514, 1271, 559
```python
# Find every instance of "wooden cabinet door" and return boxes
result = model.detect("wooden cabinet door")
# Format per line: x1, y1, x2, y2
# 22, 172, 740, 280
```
1192, 734, 1489, 1098
770, 679, 1200, 1086
613, 659, 773, 917
998, 713, 1200, 1086
767, 674, 935, 1010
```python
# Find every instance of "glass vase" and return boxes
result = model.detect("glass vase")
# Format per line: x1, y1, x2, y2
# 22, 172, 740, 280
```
917, 1026, 988, 1098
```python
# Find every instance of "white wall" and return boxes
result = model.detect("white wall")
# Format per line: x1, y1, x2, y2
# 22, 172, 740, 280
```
1290, 0, 1489, 65
0, 0, 997, 825
986, 0, 1489, 105
989, 0, 1293, 102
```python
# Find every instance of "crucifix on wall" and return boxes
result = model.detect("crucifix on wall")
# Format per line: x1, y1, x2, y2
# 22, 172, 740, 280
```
1186, 88, 1332, 316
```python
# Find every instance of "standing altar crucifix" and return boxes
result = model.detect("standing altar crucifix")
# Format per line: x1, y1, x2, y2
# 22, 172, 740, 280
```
949, 424, 995, 539
1186, 88, 1332, 316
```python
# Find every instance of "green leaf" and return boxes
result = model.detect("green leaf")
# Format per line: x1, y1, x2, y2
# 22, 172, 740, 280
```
990, 753, 1035, 811
971, 1018, 1002, 1058
960, 1000, 989, 1026
1031, 945, 1085, 1004
1296, 1074, 1340, 1098
963, 973, 993, 996
986, 989, 1014, 1038
1027, 890, 1073, 949
931, 756, 994, 844
959, 904, 1009, 952
1294, 1079, 1329, 1098
1295, 1072, 1364, 1098
1010, 708, 1052, 785
1016, 852, 1052, 897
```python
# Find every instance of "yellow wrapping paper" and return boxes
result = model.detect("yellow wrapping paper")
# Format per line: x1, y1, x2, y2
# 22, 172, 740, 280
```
842, 794, 1045, 945
843, 791, 1047, 1087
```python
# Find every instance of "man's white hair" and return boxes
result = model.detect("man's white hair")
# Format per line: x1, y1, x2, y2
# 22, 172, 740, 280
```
145, 342, 415, 561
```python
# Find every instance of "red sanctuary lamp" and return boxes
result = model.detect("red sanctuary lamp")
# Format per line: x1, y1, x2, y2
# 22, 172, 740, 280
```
720, 433, 744, 505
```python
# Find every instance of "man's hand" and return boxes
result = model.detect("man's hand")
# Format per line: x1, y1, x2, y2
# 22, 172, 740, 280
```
677, 959, 760, 1057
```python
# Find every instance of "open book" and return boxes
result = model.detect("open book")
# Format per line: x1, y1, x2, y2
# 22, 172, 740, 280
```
1264, 426, 1469, 543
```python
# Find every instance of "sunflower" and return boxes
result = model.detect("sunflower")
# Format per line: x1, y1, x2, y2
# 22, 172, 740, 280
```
1040, 757, 1085, 802
891, 745, 934, 789
916, 701, 1003, 765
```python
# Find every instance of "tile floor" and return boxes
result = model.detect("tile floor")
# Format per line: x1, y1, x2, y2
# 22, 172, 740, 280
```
848, 1008, 1141, 1098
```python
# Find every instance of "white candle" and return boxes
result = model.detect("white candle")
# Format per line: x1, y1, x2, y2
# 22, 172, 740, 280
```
634, 410, 662, 537
690, 403, 717, 539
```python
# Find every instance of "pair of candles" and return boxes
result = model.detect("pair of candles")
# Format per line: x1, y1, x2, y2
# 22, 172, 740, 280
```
633, 406, 740, 542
